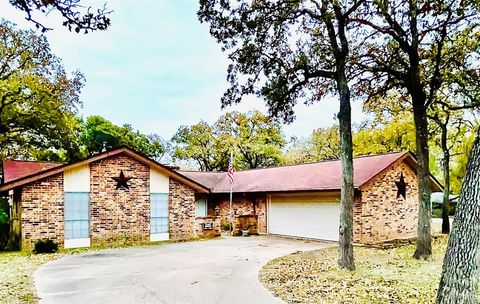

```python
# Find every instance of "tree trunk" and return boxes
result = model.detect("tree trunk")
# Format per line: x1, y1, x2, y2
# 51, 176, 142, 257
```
441, 124, 450, 234
337, 70, 355, 271
5, 190, 21, 251
412, 99, 432, 260
437, 128, 480, 304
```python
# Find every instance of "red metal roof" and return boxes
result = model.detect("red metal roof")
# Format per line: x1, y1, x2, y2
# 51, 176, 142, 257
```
2, 160, 64, 183
0, 147, 210, 193
181, 152, 438, 193
1, 150, 443, 194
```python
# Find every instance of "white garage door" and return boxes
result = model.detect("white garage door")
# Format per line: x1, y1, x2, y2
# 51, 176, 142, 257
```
268, 194, 340, 241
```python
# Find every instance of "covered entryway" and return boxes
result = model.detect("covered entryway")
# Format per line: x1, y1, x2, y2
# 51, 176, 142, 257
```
268, 193, 340, 241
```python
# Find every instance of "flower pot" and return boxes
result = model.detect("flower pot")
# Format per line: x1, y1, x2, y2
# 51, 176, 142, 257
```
241, 229, 250, 237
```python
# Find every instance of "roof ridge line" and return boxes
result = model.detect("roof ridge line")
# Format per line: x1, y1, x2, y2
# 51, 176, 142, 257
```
3, 159, 66, 164
178, 151, 407, 174
234, 151, 407, 173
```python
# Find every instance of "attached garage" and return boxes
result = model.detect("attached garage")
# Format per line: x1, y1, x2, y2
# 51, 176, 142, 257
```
267, 193, 340, 241
181, 151, 444, 244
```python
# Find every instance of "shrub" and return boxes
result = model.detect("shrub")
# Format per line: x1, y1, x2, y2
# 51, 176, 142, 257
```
34, 239, 58, 254
221, 223, 231, 231
432, 207, 442, 218
0, 198, 9, 251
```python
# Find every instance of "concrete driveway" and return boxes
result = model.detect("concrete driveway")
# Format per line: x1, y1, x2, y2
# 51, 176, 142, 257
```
35, 236, 333, 304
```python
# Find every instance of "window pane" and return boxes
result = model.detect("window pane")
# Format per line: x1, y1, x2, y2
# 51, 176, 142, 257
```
151, 193, 168, 234
196, 200, 206, 217
65, 192, 89, 220
65, 192, 89, 239
65, 221, 73, 239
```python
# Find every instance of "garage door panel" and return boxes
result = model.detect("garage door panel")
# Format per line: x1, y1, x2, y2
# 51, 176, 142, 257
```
268, 197, 340, 241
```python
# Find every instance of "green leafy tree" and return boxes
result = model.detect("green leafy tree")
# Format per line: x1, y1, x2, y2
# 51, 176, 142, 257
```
7, 0, 111, 33
0, 20, 84, 161
282, 137, 315, 165
429, 106, 474, 234
172, 111, 285, 171
426, 26, 480, 234
199, 0, 369, 270
354, 114, 416, 156
79, 116, 168, 161
311, 126, 340, 160
282, 126, 340, 165
172, 121, 224, 171
353, 1, 480, 259
449, 132, 476, 194
215, 111, 285, 169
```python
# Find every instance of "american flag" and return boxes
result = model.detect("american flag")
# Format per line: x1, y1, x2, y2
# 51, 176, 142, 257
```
227, 154, 234, 185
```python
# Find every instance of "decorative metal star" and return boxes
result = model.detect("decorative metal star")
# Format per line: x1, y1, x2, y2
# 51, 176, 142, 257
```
395, 172, 407, 199
112, 170, 132, 190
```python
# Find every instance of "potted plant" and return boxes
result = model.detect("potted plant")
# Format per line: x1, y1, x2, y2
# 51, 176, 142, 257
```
241, 224, 250, 237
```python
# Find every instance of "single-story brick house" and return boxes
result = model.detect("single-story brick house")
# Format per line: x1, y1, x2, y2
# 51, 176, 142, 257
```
180, 151, 442, 243
0, 147, 441, 250
0, 148, 214, 250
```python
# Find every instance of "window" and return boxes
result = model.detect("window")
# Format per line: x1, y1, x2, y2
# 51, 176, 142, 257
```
195, 195, 207, 217
64, 192, 89, 239
151, 193, 169, 234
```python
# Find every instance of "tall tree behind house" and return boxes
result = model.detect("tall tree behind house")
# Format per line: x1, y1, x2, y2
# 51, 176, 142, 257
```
353, 0, 480, 259
199, 0, 369, 270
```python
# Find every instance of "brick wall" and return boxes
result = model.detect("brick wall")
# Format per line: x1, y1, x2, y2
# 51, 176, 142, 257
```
90, 155, 150, 245
233, 215, 258, 236
353, 191, 363, 243
20, 173, 64, 250
169, 178, 196, 240
358, 160, 419, 243
208, 193, 267, 233
194, 216, 221, 238
16, 153, 202, 250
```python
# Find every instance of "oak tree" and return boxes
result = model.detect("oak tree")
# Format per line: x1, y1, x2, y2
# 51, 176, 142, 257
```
199, 0, 367, 270
215, 111, 286, 169
7, 0, 111, 33
429, 107, 473, 233
282, 125, 340, 165
354, 0, 480, 259
79, 115, 168, 161
0, 20, 84, 161
172, 120, 225, 171
172, 111, 285, 171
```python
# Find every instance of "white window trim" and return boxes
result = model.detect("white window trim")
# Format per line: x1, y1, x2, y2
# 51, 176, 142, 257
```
150, 232, 169, 242
64, 191, 90, 247
64, 238, 90, 249
150, 192, 169, 241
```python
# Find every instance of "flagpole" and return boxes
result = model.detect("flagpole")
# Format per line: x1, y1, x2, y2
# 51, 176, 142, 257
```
229, 151, 233, 235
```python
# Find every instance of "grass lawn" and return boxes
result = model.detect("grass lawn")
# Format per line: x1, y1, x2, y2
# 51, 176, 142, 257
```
0, 236, 224, 304
0, 239, 173, 304
260, 236, 477, 303
0, 251, 63, 303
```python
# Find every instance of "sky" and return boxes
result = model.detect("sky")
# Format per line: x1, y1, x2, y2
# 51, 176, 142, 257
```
0, 0, 366, 140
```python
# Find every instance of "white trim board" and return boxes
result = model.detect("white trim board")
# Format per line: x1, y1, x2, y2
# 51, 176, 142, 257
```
150, 168, 170, 193
64, 165, 90, 192
64, 238, 90, 249
150, 233, 169, 242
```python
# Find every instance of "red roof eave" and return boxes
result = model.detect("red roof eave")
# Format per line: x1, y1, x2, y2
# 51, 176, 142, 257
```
0, 147, 210, 193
